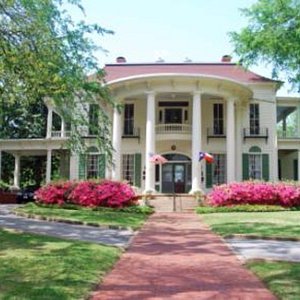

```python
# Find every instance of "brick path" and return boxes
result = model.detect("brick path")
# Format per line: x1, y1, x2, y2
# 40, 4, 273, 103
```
91, 213, 276, 300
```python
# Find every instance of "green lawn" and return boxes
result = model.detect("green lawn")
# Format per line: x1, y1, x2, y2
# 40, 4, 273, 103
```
15, 203, 153, 230
199, 211, 300, 239
247, 261, 300, 300
0, 228, 121, 300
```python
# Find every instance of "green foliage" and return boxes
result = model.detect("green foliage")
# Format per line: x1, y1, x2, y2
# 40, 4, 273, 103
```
196, 204, 289, 214
0, 228, 120, 299
247, 261, 300, 299
0, 180, 10, 191
0, 0, 115, 156
230, 0, 300, 90
201, 211, 300, 239
16, 202, 152, 230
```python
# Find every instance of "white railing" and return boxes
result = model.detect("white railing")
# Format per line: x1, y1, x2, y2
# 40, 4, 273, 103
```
277, 130, 300, 139
51, 131, 71, 138
156, 123, 192, 134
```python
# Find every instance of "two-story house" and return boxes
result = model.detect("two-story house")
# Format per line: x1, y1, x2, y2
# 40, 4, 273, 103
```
1, 55, 299, 193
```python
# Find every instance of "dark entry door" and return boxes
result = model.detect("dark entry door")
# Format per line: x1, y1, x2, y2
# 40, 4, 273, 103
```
161, 163, 186, 193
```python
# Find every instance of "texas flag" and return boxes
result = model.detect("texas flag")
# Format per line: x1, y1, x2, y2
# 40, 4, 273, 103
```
199, 151, 214, 163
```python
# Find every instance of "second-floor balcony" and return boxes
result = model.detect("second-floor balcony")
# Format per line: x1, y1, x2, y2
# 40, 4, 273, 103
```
51, 130, 71, 138
243, 127, 269, 143
156, 123, 192, 140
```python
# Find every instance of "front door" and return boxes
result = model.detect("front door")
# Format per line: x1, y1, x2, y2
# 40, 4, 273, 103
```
161, 163, 186, 193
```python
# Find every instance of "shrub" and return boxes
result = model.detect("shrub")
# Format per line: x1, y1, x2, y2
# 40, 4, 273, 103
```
35, 180, 137, 208
208, 181, 300, 207
35, 181, 75, 205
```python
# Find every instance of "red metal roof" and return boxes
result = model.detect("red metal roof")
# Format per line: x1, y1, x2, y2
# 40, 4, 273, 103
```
104, 63, 274, 84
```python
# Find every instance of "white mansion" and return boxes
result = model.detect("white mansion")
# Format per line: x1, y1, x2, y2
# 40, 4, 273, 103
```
1, 56, 300, 193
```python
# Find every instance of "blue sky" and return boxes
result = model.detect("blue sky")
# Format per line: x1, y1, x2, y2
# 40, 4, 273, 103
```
69, 0, 297, 96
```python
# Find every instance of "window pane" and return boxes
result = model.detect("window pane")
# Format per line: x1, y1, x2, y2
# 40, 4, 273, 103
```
249, 154, 262, 179
124, 104, 134, 135
87, 154, 99, 178
212, 154, 226, 185
122, 154, 134, 185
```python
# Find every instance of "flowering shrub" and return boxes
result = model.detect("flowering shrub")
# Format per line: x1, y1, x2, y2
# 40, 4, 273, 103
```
35, 181, 75, 206
208, 181, 300, 207
35, 180, 137, 208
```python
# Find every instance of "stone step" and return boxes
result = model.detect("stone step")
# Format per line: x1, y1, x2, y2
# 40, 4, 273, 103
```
146, 194, 198, 212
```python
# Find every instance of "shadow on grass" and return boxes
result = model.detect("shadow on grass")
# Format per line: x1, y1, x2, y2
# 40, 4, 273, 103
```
0, 228, 120, 300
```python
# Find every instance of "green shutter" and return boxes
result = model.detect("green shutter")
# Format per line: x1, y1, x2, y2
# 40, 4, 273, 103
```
79, 154, 86, 179
134, 153, 142, 187
206, 163, 212, 188
98, 154, 106, 178
242, 154, 249, 180
262, 154, 269, 181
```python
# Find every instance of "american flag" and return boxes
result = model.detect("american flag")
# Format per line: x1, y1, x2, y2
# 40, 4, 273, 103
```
199, 151, 214, 163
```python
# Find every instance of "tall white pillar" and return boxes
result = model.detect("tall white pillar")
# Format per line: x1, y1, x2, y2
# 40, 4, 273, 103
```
191, 91, 202, 192
46, 149, 52, 183
226, 98, 235, 182
61, 118, 66, 138
112, 107, 122, 180
144, 91, 156, 192
13, 154, 20, 188
46, 107, 53, 138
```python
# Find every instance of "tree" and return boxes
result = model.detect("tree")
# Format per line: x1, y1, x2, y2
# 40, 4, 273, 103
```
230, 0, 300, 91
0, 0, 115, 155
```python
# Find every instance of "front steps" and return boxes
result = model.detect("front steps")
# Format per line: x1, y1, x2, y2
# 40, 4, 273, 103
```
146, 194, 198, 212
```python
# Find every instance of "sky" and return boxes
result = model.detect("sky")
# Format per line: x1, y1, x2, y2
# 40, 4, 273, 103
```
68, 0, 298, 96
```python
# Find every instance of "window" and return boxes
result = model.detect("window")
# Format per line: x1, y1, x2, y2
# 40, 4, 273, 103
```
212, 154, 226, 185
249, 154, 262, 179
122, 154, 135, 185
89, 104, 99, 135
87, 154, 99, 179
250, 104, 260, 135
124, 104, 134, 135
213, 104, 224, 135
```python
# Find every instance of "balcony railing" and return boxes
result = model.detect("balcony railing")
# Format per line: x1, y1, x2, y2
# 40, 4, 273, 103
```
51, 131, 71, 138
243, 127, 268, 143
207, 127, 226, 143
277, 130, 300, 139
156, 123, 192, 135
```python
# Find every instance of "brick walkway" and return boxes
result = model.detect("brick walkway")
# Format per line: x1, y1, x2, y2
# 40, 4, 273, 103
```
91, 213, 276, 300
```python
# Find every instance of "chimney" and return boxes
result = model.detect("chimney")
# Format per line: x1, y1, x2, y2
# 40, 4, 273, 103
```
221, 55, 232, 62
116, 56, 126, 63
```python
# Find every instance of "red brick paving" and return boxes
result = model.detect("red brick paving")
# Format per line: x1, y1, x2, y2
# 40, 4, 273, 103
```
91, 213, 276, 300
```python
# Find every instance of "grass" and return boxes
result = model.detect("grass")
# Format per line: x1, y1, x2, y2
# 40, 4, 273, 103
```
199, 210, 300, 239
15, 203, 153, 230
247, 260, 300, 300
0, 228, 121, 300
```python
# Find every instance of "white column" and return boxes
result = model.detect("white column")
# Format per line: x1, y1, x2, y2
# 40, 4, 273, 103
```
226, 98, 235, 182
61, 118, 66, 138
46, 107, 53, 138
13, 154, 20, 188
144, 91, 156, 192
46, 149, 52, 183
191, 91, 202, 192
112, 107, 122, 180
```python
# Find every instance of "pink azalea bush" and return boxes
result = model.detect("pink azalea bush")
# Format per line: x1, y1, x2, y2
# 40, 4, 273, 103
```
208, 181, 300, 207
35, 180, 137, 208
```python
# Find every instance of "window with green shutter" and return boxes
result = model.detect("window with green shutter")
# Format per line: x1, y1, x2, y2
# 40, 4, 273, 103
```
78, 154, 86, 179
262, 154, 269, 181
206, 163, 212, 188
98, 154, 106, 178
134, 153, 142, 187
242, 153, 249, 180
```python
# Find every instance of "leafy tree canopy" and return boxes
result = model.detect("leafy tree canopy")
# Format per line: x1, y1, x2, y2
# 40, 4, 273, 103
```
230, 0, 300, 91
0, 0, 115, 155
